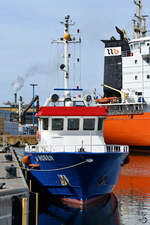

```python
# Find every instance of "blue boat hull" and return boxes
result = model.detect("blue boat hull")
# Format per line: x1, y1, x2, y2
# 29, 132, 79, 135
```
25, 152, 128, 201
38, 193, 120, 225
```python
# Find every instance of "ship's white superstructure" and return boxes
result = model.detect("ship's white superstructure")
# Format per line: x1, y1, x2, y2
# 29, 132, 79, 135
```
122, 37, 150, 105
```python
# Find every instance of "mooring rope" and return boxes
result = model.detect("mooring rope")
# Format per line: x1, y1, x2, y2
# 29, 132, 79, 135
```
21, 158, 93, 172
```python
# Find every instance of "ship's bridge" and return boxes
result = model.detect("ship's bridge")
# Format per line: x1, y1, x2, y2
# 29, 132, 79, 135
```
122, 37, 150, 57
34, 106, 108, 152
129, 37, 150, 56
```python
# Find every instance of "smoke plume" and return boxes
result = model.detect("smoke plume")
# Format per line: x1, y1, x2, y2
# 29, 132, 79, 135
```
11, 75, 24, 93
11, 62, 55, 93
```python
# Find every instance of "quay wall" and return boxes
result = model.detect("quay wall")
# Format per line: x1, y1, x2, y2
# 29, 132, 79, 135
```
0, 135, 37, 147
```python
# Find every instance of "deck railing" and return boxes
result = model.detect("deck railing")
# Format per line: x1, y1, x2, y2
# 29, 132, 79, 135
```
25, 144, 129, 153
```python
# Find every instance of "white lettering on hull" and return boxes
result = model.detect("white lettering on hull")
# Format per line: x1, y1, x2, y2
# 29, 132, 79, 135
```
35, 154, 54, 162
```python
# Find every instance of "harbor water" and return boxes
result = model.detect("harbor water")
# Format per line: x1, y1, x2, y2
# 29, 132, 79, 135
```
114, 152, 150, 225
16, 148, 150, 225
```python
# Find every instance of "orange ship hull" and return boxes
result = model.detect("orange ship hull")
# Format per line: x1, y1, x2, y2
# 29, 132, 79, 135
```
114, 153, 150, 196
104, 112, 150, 147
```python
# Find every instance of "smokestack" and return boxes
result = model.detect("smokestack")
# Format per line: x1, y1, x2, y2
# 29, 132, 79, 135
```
14, 93, 17, 105
18, 96, 22, 124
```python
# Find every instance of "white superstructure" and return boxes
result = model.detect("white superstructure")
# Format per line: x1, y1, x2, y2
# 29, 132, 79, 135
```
111, 0, 150, 106
122, 37, 150, 104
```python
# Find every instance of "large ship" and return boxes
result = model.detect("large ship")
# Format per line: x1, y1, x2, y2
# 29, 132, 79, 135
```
22, 15, 128, 207
99, 0, 150, 149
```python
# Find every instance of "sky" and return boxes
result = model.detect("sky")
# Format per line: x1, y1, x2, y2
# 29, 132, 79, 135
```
0, 0, 150, 106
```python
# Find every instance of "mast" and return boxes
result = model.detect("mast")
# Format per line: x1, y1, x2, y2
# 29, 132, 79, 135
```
133, 0, 148, 39
63, 15, 72, 97
52, 15, 81, 98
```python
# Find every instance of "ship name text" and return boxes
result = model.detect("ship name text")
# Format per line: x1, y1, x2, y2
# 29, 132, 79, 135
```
35, 154, 54, 162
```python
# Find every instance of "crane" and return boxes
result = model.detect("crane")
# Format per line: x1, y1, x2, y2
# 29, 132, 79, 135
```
101, 84, 129, 103
19, 95, 39, 124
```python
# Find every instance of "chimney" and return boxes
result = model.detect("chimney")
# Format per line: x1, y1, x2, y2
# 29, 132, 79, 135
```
14, 93, 17, 105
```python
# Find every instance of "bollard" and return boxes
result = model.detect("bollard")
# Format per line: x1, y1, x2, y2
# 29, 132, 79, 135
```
5, 154, 13, 161
5, 164, 17, 179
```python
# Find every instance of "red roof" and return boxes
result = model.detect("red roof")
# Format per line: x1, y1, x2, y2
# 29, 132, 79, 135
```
36, 106, 108, 117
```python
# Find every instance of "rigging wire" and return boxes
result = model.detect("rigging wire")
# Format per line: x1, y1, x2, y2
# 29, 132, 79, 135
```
73, 42, 76, 87
56, 43, 59, 87
79, 37, 82, 88
73, 44, 77, 87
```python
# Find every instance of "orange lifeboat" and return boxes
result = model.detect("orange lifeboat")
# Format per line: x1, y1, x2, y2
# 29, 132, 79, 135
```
95, 97, 118, 104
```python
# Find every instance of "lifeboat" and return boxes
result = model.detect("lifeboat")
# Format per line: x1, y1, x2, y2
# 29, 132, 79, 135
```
95, 97, 118, 104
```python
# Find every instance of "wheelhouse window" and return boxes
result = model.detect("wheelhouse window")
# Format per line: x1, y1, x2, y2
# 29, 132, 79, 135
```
83, 119, 95, 130
140, 42, 145, 48
68, 118, 79, 130
134, 43, 139, 49
43, 118, 48, 130
52, 118, 64, 130
98, 118, 103, 130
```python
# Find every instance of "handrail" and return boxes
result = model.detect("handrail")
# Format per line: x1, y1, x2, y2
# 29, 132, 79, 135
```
25, 144, 129, 153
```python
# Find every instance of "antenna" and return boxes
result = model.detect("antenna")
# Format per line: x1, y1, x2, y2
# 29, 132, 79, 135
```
51, 16, 81, 98
133, 0, 148, 38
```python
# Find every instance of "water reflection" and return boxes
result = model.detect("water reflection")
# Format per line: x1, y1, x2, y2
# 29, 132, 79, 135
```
38, 193, 120, 225
15, 148, 150, 224
114, 152, 150, 225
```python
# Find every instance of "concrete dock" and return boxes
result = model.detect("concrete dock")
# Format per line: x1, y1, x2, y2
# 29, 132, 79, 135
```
0, 148, 29, 225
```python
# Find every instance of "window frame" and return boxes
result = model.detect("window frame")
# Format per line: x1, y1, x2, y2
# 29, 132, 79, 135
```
98, 118, 104, 131
51, 118, 64, 131
83, 118, 95, 131
67, 118, 80, 131
42, 118, 49, 130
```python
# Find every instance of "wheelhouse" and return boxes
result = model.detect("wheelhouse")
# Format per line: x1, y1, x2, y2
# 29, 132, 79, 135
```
34, 106, 107, 153
40, 116, 104, 132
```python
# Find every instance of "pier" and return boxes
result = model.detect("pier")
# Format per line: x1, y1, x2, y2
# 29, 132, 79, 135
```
0, 148, 29, 225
